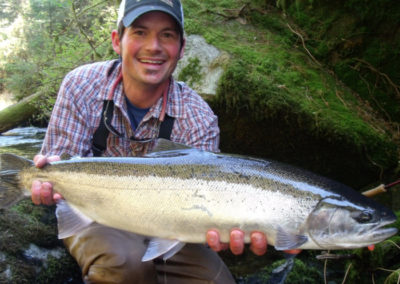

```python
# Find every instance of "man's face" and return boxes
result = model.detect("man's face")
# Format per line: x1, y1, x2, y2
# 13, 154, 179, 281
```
113, 11, 184, 88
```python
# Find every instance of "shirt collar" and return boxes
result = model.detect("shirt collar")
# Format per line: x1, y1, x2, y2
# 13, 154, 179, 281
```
104, 60, 186, 121
144, 78, 186, 122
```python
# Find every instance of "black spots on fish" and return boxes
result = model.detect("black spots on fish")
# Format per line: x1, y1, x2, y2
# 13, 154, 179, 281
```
190, 167, 196, 179
105, 166, 122, 175
192, 189, 206, 200
232, 170, 251, 181
167, 165, 176, 177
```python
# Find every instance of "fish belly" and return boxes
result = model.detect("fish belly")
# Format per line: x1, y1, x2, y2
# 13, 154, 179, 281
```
42, 171, 313, 245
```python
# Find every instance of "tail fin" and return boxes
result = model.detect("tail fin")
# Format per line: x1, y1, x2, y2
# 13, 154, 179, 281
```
0, 153, 33, 208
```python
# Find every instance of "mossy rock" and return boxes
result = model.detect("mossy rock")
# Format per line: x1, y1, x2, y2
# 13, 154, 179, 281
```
0, 200, 81, 283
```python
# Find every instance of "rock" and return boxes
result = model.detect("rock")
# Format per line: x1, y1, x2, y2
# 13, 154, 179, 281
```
174, 35, 230, 97
23, 243, 66, 267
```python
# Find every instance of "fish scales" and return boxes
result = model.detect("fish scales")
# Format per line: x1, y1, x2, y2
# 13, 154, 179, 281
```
19, 159, 318, 244
0, 147, 397, 253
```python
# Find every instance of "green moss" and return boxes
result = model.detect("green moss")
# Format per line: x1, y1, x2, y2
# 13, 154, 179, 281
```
0, 200, 81, 283
235, 257, 321, 284
177, 57, 202, 86
35, 254, 81, 284
282, 0, 400, 123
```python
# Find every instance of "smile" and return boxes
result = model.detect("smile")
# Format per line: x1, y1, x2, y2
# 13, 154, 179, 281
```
140, 59, 164, 64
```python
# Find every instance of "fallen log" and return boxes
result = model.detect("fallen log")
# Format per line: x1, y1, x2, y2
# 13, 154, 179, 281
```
0, 92, 42, 134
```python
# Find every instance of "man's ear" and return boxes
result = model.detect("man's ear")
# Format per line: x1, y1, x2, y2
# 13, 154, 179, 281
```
111, 30, 121, 55
179, 37, 186, 59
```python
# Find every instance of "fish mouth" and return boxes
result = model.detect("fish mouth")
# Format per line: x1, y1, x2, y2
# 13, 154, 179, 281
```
369, 220, 398, 242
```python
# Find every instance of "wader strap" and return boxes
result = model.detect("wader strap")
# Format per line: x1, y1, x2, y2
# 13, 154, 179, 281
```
91, 101, 175, 157
92, 100, 114, 157
158, 114, 175, 140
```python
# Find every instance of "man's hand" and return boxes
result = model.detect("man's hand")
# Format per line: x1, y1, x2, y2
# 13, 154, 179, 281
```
31, 154, 62, 205
206, 229, 267, 255
206, 229, 301, 256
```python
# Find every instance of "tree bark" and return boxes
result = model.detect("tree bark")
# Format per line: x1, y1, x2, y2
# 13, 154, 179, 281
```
0, 92, 42, 134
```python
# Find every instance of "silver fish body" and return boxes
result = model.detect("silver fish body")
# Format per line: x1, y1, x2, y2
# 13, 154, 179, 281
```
0, 147, 397, 256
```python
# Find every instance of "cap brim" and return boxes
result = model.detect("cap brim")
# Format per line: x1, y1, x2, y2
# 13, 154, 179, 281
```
122, 5, 183, 33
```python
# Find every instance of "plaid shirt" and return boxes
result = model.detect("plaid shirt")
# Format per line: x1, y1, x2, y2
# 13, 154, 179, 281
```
41, 60, 220, 157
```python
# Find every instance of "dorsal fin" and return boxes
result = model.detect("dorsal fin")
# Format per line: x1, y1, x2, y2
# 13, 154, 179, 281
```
150, 138, 191, 153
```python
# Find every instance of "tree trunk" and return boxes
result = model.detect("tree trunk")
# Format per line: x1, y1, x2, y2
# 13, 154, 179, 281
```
0, 92, 42, 134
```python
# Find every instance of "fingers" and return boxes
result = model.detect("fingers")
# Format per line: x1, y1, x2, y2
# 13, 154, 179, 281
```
40, 182, 54, 205
230, 229, 245, 255
33, 154, 60, 168
206, 229, 268, 256
31, 180, 42, 205
33, 154, 47, 168
53, 193, 63, 202
31, 154, 62, 206
250, 232, 267, 256
31, 181, 56, 206
47, 155, 61, 163
206, 230, 228, 252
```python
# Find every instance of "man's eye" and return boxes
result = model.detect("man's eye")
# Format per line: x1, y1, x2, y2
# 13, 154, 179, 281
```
162, 32, 176, 39
133, 30, 145, 36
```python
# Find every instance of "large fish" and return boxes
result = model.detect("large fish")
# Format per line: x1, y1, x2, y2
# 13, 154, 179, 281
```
0, 141, 397, 261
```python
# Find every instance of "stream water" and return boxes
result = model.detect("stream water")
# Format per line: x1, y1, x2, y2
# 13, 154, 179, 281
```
0, 127, 46, 159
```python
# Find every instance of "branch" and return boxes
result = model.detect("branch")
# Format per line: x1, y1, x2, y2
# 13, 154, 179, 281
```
354, 58, 400, 100
75, 0, 111, 18
286, 23, 321, 66
71, 2, 102, 59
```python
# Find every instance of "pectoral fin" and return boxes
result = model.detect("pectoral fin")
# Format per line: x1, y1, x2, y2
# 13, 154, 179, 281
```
56, 200, 94, 239
274, 226, 308, 250
142, 238, 186, 262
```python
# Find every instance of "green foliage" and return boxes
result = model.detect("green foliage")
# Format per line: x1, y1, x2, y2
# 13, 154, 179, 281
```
3, 58, 41, 100
0, 0, 118, 117
0, 0, 23, 24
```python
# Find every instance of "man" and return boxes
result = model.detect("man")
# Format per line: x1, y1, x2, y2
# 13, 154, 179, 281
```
31, 0, 272, 283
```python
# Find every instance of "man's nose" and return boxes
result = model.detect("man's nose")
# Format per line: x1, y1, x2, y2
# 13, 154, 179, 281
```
144, 34, 162, 51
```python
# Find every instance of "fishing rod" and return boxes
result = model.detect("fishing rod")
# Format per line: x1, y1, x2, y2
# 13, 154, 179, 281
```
362, 179, 400, 197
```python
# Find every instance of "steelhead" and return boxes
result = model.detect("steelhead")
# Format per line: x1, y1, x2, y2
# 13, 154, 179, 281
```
0, 141, 397, 261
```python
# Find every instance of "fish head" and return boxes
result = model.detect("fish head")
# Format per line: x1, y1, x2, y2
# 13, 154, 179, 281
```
306, 196, 397, 249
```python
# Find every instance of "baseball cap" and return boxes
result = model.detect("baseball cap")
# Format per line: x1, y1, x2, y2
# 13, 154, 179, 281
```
117, 0, 184, 34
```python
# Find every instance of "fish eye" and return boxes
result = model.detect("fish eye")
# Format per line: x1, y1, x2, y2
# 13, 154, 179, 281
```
351, 211, 373, 223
